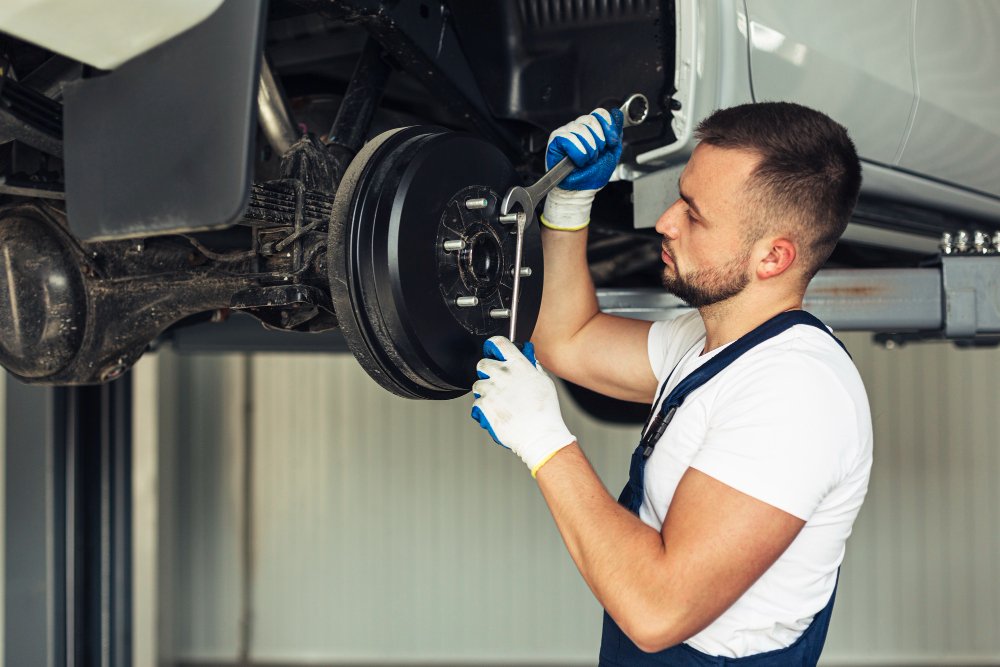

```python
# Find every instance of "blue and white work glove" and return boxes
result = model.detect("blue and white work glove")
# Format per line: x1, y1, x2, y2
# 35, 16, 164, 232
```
540, 107, 625, 231
471, 337, 576, 478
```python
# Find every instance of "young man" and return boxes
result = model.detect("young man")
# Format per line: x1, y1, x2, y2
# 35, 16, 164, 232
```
470, 102, 873, 665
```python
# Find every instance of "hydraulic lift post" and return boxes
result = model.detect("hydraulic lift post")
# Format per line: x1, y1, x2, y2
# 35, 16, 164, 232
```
4, 378, 133, 667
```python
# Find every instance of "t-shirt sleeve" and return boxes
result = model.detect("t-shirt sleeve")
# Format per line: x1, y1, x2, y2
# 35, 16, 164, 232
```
688, 350, 862, 521
647, 311, 706, 382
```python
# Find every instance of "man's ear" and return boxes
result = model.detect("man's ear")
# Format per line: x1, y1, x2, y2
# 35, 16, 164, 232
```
756, 238, 796, 280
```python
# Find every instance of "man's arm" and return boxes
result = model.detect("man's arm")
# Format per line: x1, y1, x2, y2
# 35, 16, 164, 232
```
535, 445, 805, 652
470, 341, 806, 648
532, 227, 657, 404
528, 108, 657, 403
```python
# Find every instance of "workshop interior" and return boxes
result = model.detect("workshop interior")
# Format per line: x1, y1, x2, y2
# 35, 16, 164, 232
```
1, 0, 1000, 664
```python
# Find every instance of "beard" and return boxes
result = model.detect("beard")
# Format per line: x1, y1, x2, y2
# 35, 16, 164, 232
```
661, 244, 751, 308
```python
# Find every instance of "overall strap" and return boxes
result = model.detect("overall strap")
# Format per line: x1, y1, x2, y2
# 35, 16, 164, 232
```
620, 310, 847, 513
669, 310, 846, 405
640, 310, 848, 459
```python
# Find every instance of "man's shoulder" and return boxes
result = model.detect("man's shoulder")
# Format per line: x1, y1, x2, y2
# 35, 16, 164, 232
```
652, 309, 705, 338
725, 324, 869, 412
648, 310, 706, 380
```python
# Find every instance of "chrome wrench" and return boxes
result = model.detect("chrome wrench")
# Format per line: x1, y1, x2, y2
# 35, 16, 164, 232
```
499, 93, 650, 341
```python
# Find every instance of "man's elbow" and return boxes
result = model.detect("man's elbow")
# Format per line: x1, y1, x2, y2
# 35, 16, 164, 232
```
532, 343, 574, 381
616, 608, 690, 654
627, 627, 685, 655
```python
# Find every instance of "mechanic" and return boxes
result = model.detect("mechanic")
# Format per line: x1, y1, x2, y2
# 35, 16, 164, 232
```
470, 102, 873, 665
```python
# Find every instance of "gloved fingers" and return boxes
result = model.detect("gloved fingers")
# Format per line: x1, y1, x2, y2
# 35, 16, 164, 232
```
476, 358, 505, 380
520, 341, 537, 367
570, 114, 603, 164
549, 133, 595, 169
547, 115, 601, 166
486, 336, 535, 369
548, 123, 589, 152
470, 403, 507, 448
482, 337, 507, 362
577, 113, 608, 154
610, 107, 625, 136
592, 108, 623, 147
471, 378, 491, 399
571, 114, 602, 148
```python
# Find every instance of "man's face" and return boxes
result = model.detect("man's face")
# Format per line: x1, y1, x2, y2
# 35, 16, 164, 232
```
654, 143, 761, 308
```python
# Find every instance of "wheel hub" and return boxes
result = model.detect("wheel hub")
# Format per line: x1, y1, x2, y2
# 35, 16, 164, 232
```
328, 127, 543, 399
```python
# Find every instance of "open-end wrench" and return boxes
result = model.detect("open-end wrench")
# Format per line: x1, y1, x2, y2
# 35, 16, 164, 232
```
499, 93, 650, 342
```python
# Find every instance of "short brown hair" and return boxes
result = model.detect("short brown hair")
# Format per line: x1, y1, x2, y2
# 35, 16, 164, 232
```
694, 102, 862, 284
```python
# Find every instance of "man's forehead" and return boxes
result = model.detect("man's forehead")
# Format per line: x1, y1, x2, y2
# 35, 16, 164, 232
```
679, 144, 761, 216
687, 143, 761, 179
683, 145, 759, 189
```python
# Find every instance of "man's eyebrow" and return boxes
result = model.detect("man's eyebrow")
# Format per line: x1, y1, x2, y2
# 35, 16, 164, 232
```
677, 178, 704, 218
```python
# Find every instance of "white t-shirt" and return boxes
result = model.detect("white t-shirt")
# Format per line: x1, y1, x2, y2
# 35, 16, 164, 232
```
642, 310, 873, 658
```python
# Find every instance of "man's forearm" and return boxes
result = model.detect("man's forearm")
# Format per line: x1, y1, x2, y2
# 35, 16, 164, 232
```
531, 227, 600, 366
535, 444, 685, 648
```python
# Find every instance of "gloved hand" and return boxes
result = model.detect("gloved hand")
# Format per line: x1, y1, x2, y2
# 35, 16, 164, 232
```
471, 337, 576, 477
540, 107, 625, 232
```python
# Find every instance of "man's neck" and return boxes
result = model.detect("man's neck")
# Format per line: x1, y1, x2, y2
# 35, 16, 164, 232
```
698, 292, 804, 353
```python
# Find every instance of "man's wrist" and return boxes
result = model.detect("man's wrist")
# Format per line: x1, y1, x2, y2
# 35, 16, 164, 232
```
531, 440, 583, 480
540, 213, 589, 232
541, 187, 596, 231
526, 435, 576, 478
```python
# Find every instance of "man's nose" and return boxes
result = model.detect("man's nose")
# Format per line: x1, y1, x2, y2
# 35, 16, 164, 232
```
654, 200, 683, 239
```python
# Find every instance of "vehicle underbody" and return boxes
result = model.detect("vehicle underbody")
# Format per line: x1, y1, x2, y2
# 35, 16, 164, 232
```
1, 0, 999, 400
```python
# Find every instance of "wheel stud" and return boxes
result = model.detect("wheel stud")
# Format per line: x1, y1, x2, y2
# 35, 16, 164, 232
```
443, 239, 466, 252
465, 198, 489, 210
489, 309, 511, 319
456, 296, 479, 307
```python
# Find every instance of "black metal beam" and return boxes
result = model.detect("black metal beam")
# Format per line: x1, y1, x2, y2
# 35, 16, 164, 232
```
4, 381, 66, 665
5, 376, 133, 666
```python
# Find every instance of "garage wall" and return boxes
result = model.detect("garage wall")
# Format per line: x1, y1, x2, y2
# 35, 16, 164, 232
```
161, 351, 632, 664
152, 333, 1000, 665
826, 335, 1000, 663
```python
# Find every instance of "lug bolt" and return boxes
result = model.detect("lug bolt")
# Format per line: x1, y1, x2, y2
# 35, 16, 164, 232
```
956, 230, 970, 253
939, 232, 953, 255
512, 266, 532, 277
975, 230, 990, 254
489, 308, 511, 319
443, 239, 466, 252
465, 198, 489, 210
456, 296, 479, 308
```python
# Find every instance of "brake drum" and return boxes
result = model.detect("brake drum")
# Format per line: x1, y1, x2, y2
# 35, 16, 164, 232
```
328, 127, 543, 399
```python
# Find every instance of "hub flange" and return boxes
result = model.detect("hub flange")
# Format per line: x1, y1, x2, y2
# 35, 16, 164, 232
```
328, 127, 543, 399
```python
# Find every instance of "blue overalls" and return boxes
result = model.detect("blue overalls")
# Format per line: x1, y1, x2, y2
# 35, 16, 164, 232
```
600, 310, 849, 667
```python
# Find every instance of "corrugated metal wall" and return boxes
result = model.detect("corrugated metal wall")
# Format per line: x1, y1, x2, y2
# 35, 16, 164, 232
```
825, 335, 1000, 664
148, 333, 1000, 665
160, 350, 632, 664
